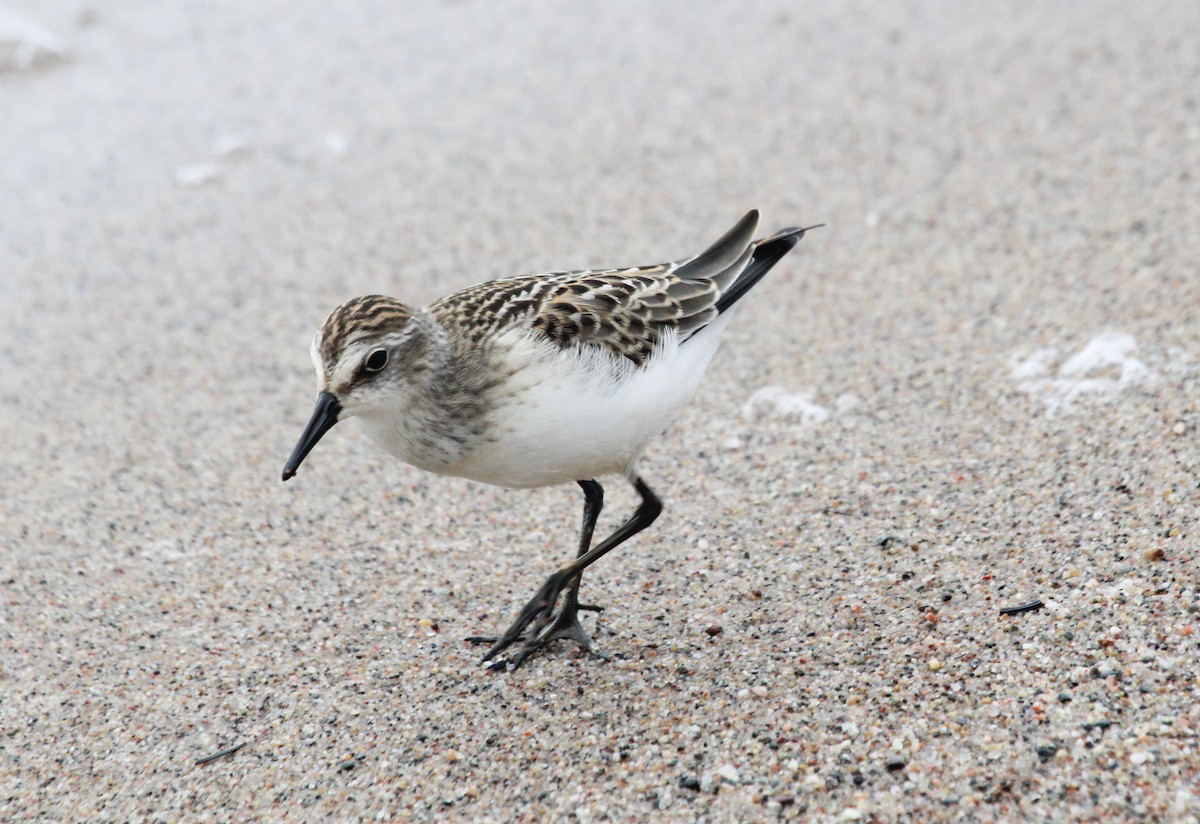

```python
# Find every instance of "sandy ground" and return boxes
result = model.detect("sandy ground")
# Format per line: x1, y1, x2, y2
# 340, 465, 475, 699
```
2, 0, 1198, 820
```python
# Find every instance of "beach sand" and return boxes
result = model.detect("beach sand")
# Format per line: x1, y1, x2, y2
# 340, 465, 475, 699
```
2, 1, 1197, 819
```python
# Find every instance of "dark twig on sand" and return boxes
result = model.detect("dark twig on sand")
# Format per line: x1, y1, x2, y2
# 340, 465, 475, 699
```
194, 741, 248, 765
999, 599, 1044, 616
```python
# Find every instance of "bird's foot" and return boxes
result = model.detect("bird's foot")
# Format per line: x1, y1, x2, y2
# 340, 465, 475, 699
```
466, 572, 565, 662
466, 574, 606, 669
523, 599, 608, 661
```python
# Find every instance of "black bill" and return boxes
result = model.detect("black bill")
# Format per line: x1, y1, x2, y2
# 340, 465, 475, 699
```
281, 391, 341, 481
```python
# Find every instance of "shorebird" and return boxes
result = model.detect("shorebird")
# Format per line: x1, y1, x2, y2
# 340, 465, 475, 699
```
282, 211, 817, 668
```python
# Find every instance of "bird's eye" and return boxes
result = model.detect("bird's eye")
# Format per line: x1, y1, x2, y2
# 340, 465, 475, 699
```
364, 349, 388, 372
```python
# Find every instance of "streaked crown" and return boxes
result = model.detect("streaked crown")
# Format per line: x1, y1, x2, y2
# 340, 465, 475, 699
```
314, 295, 415, 375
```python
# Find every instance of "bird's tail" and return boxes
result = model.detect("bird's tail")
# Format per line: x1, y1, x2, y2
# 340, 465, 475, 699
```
714, 223, 823, 314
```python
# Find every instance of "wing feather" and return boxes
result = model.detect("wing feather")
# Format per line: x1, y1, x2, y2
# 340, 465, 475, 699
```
426, 211, 808, 367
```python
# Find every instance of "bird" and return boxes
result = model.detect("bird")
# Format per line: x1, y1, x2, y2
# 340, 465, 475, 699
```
282, 210, 818, 668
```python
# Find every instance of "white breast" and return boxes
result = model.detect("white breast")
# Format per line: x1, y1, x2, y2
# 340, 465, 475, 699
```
448, 317, 734, 488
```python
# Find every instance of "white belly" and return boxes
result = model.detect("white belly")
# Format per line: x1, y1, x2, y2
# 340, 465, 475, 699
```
448, 319, 732, 488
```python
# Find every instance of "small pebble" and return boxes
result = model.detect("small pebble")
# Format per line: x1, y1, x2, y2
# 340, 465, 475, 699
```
715, 764, 740, 783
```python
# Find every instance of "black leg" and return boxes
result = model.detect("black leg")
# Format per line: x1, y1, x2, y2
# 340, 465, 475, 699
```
463, 480, 602, 649
567, 479, 605, 600
481, 476, 663, 668
528, 480, 607, 653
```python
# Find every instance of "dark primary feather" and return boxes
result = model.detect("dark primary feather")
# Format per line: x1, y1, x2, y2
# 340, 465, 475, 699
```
713, 225, 812, 315
673, 209, 759, 284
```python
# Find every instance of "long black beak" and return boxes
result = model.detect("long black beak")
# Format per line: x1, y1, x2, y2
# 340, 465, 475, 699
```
282, 391, 341, 481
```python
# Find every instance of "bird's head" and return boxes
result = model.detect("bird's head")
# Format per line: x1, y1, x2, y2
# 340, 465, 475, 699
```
281, 295, 427, 481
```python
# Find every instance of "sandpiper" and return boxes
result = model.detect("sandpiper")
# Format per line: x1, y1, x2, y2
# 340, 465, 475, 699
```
283, 210, 817, 668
